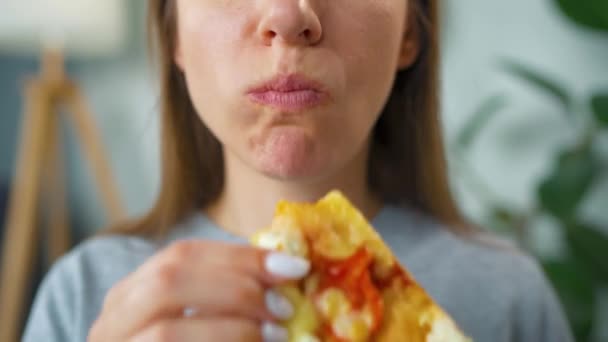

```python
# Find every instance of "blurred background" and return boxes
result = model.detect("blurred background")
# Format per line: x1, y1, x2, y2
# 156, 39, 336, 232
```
0, 0, 606, 341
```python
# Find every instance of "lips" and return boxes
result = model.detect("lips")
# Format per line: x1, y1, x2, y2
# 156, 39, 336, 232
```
247, 74, 329, 111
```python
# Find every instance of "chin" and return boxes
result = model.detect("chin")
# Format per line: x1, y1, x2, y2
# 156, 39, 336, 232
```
249, 126, 334, 181
256, 153, 327, 181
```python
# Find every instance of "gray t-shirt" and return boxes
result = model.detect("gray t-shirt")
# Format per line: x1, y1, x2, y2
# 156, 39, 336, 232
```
22, 205, 574, 342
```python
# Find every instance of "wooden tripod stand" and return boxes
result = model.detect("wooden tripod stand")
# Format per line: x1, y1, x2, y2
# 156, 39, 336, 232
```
0, 50, 125, 342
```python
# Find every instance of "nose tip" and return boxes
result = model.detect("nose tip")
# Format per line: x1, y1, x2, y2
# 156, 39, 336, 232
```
257, 3, 322, 46
262, 28, 317, 45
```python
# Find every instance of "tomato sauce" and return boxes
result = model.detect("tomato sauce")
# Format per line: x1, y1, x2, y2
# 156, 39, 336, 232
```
309, 247, 405, 340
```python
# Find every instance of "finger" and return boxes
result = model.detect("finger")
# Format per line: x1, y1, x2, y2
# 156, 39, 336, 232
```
129, 318, 282, 342
183, 286, 295, 322
99, 240, 308, 337
103, 266, 270, 337
154, 240, 311, 284
130, 319, 289, 342
103, 241, 304, 312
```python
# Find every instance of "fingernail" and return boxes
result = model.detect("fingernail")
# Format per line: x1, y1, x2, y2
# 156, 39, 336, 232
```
265, 289, 294, 320
262, 321, 288, 342
265, 252, 310, 279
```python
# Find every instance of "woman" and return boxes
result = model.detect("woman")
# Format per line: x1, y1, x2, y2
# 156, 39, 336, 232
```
23, 0, 573, 341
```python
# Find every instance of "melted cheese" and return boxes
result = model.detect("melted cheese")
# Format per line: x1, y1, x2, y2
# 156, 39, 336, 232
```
279, 286, 320, 341
333, 311, 373, 341
251, 216, 309, 258
317, 288, 351, 320
315, 288, 375, 341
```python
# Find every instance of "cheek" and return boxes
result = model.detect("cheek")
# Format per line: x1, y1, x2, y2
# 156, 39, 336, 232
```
334, 1, 405, 69
342, 4, 404, 90
176, 5, 252, 137
328, 3, 405, 140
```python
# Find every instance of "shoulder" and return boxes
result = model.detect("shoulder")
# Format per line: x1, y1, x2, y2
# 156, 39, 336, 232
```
29, 210, 217, 309
72, 233, 160, 266
378, 207, 573, 341
38, 233, 159, 290
43, 210, 226, 289
23, 212, 228, 342
50, 234, 160, 284
406, 212, 550, 299
380, 205, 544, 286
39, 233, 160, 305
58, 211, 211, 277
432, 228, 539, 281
425, 229, 573, 341
22, 234, 158, 342
429, 230, 572, 341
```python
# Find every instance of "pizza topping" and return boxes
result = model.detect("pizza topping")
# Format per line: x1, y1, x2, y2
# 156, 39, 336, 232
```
308, 248, 385, 341
317, 288, 350, 320
314, 286, 375, 341
279, 285, 320, 341
425, 311, 473, 342
333, 310, 374, 341
295, 334, 321, 342
253, 223, 309, 258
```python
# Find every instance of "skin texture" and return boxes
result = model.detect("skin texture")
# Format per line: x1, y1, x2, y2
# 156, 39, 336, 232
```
174, 0, 419, 236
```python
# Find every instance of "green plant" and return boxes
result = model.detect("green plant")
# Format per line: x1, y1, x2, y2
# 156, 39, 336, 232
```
451, 1, 608, 341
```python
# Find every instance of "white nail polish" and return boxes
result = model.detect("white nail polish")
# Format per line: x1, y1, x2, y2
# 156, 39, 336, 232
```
262, 322, 289, 342
265, 252, 311, 279
265, 289, 294, 320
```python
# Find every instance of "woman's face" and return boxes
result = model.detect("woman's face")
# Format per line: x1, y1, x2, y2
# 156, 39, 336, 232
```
175, 0, 417, 181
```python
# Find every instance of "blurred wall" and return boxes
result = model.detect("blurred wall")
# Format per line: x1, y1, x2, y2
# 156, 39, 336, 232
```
64, 0, 158, 240
0, 1, 156, 241
0, 58, 36, 181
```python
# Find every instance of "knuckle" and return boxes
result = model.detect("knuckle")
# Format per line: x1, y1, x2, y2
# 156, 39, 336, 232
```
232, 277, 263, 305
165, 240, 199, 261
152, 262, 182, 293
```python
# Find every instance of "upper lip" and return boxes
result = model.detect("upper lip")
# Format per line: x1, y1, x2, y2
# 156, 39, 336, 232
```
247, 73, 326, 94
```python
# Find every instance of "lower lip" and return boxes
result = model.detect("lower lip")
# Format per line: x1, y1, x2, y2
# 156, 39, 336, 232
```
248, 90, 327, 111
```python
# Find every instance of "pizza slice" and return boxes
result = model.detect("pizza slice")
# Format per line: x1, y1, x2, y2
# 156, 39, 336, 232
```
251, 191, 472, 342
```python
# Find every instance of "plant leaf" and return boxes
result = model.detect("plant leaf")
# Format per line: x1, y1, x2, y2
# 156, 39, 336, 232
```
543, 257, 595, 341
591, 92, 608, 126
502, 60, 571, 110
566, 224, 608, 282
483, 206, 519, 235
456, 94, 508, 150
537, 148, 597, 221
554, 0, 608, 32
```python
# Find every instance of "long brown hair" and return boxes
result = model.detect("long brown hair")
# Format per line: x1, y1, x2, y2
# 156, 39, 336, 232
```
108, 0, 469, 238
